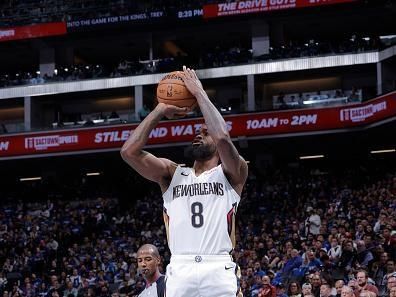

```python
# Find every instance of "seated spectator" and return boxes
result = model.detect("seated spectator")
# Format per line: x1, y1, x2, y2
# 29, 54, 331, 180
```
341, 286, 354, 297
335, 280, 345, 297
280, 249, 303, 282
288, 282, 302, 297
328, 238, 342, 265
259, 276, 276, 297
311, 274, 322, 297
348, 87, 360, 103
354, 270, 379, 297
355, 241, 374, 270
303, 283, 313, 297
276, 283, 288, 297
320, 283, 336, 297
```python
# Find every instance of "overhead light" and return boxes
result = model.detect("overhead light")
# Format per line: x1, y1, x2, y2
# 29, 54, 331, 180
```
20, 177, 42, 181
379, 34, 396, 40
370, 149, 395, 154
86, 172, 101, 176
299, 155, 325, 160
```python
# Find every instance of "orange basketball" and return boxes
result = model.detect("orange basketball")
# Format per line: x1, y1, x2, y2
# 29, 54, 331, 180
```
156, 71, 197, 109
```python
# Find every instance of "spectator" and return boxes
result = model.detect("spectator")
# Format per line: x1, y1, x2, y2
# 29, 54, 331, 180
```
303, 283, 313, 297
387, 276, 396, 295
355, 270, 379, 297
348, 87, 360, 103
63, 281, 78, 297
355, 241, 374, 270
341, 286, 354, 297
335, 280, 345, 297
390, 287, 396, 297
320, 283, 336, 297
311, 274, 322, 297
328, 238, 342, 265
281, 249, 303, 282
372, 253, 390, 294
258, 276, 276, 297
305, 207, 321, 236
288, 282, 302, 297
276, 283, 288, 297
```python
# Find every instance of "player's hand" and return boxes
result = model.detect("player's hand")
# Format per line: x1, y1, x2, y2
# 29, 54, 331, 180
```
157, 102, 189, 119
181, 65, 203, 97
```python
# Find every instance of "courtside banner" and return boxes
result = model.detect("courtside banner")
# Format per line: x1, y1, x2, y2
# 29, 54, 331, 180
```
0, 22, 67, 42
203, 0, 358, 18
0, 92, 395, 159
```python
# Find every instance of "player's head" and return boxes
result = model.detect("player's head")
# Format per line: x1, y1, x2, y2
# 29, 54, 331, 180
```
191, 124, 217, 161
137, 244, 161, 281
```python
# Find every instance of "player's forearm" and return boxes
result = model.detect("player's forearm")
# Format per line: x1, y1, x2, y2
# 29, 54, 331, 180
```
195, 89, 229, 141
121, 105, 165, 157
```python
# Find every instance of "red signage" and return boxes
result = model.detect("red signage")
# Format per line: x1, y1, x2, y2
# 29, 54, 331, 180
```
203, 0, 359, 18
0, 22, 67, 42
0, 92, 395, 159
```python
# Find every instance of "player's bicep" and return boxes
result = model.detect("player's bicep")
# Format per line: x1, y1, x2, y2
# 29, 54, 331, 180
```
121, 150, 173, 183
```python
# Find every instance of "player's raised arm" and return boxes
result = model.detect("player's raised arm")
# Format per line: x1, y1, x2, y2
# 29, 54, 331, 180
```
120, 103, 188, 190
181, 66, 248, 194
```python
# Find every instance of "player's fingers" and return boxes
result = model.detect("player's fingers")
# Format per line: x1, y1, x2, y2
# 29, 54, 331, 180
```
179, 72, 191, 83
182, 65, 190, 77
185, 66, 194, 78
192, 69, 199, 80
174, 106, 188, 113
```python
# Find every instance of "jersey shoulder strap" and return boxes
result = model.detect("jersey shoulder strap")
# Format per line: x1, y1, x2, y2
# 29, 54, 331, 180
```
156, 275, 165, 297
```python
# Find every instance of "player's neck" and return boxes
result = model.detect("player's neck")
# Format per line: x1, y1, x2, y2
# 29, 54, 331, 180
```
145, 270, 161, 287
193, 156, 219, 176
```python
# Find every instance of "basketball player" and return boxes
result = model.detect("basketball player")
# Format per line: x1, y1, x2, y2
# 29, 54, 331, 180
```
121, 66, 248, 297
137, 244, 165, 297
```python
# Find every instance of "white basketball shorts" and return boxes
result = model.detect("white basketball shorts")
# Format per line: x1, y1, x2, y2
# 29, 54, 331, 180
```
165, 254, 237, 297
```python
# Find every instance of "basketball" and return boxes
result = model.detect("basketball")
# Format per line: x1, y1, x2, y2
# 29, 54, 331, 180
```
157, 71, 197, 109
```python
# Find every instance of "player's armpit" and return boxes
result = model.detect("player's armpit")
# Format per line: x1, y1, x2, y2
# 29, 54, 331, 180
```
121, 149, 176, 185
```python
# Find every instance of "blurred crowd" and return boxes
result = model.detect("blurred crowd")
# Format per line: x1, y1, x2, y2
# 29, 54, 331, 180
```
0, 164, 394, 297
0, 35, 388, 89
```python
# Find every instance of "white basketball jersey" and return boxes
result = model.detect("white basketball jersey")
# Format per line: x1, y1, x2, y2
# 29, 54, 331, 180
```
162, 165, 240, 255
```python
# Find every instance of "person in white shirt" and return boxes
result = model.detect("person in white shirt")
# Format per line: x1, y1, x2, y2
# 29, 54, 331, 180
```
328, 238, 342, 264
305, 207, 321, 236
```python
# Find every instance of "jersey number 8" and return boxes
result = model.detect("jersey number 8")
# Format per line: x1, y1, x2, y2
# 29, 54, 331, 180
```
191, 202, 204, 228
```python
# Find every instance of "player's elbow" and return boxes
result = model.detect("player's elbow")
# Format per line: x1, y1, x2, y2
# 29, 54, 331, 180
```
120, 143, 139, 161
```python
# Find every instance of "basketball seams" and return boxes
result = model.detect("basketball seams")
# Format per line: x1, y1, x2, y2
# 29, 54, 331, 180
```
157, 71, 197, 109
157, 96, 196, 101
158, 81, 187, 87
